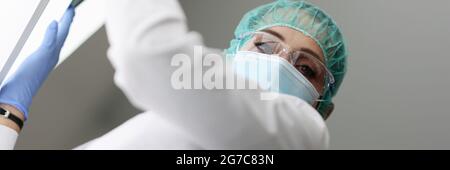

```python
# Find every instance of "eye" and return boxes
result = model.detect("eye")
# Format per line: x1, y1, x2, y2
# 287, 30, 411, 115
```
292, 52, 321, 80
295, 64, 316, 78
254, 42, 274, 54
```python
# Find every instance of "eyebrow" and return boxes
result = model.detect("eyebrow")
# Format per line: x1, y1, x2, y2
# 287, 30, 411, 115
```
300, 47, 325, 63
261, 29, 285, 41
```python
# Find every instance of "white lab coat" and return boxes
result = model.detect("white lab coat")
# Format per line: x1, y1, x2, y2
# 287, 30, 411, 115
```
0, 0, 329, 150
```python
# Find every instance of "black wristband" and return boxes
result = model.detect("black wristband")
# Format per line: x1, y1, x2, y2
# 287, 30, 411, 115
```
0, 107, 24, 130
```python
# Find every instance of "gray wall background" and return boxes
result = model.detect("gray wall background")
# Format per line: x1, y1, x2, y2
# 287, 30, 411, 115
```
15, 0, 450, 149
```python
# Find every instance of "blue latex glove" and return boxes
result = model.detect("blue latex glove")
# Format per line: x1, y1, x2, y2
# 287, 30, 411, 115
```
0, 6, 75, 120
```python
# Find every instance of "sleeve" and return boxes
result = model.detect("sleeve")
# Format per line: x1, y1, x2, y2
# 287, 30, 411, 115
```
104, 0, 329, 149
0, 125, 18, 150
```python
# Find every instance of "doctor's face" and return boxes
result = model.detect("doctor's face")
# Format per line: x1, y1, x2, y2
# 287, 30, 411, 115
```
240, 26, 327, 95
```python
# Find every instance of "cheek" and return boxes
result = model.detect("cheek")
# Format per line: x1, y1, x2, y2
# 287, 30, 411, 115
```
312, 79, 325, 95
314, 72, 327, 94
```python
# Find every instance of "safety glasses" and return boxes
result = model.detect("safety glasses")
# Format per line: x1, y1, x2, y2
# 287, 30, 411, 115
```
237, 31, 335, 94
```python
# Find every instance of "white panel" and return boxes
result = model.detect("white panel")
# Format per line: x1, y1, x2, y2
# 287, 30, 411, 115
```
0, 0, 105, 85
0, 1, 42, 74
0, 1, 40, 59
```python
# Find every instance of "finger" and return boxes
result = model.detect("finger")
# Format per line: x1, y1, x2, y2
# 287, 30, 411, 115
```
57, 6, 75, 46
40, 21, 58, 49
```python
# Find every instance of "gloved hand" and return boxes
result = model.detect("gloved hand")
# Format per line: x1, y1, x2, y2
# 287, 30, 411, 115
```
0, 6, 75, 120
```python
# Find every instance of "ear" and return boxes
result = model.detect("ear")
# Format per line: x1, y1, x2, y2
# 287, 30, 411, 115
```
323, 102, 334, 120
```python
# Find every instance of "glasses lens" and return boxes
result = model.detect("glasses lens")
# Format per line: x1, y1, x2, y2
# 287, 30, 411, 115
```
240, 32, 287, 57
290, 51, 329, 93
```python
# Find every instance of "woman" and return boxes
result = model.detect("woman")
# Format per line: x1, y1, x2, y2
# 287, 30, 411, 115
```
0, 0, 347, 149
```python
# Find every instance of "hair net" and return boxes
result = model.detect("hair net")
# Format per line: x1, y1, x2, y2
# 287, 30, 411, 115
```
225, 0, 348, 117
